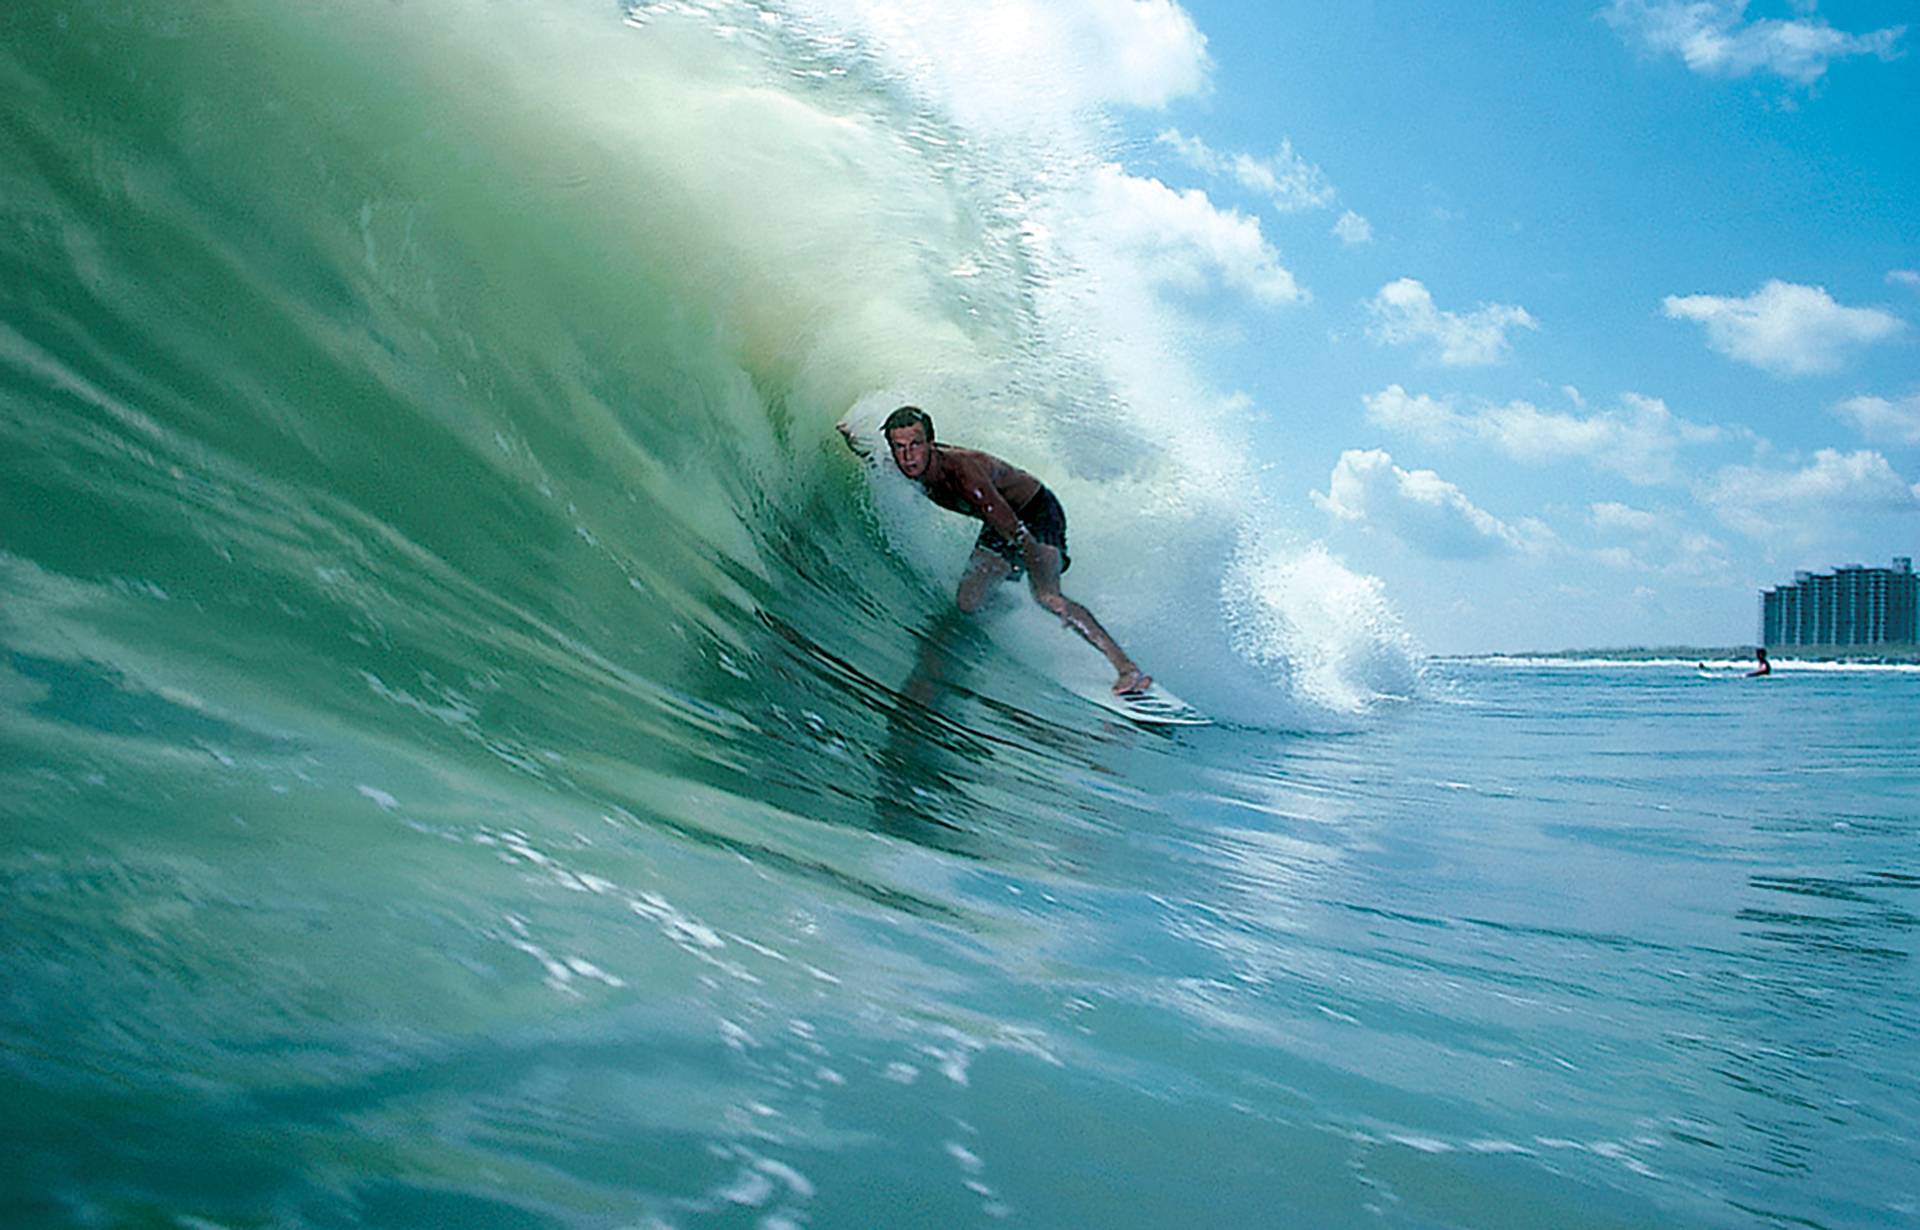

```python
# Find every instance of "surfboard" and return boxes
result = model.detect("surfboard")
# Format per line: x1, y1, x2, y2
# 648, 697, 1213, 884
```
1697, 664, 1767, 680
1076, 681, 1212, 726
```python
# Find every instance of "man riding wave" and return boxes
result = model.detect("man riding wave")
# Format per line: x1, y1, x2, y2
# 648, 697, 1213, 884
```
840, 405, 1151, 696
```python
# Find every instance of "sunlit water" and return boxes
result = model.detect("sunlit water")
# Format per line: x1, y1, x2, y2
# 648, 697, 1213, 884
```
9, 640, 1915, 1228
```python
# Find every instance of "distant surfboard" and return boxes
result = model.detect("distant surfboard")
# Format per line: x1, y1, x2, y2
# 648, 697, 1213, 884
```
1696, 666, 1766, 680
1075, 681, 1212, 727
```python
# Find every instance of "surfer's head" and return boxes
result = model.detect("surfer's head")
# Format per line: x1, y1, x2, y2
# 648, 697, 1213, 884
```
883, 405, 935, 480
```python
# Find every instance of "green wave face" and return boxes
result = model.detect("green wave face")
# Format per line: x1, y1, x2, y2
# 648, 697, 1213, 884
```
0, 5, 1442, 1227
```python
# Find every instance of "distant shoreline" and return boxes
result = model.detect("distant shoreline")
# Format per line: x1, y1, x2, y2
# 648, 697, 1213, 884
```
1443, 644, 1920, 664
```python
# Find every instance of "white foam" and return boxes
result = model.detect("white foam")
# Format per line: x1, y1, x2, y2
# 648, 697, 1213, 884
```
270, 0, 1421, 717
355, 784, 399, 810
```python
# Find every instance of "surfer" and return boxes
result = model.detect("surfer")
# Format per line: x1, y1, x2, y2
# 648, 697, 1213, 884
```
839, 405, 1151, 696
1745, 647, 1771, 677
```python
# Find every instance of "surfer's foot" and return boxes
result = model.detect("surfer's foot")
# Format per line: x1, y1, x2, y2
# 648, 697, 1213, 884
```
1113, 668, 1152, 696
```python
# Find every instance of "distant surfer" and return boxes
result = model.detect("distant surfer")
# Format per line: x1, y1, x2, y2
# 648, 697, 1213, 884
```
839, 405, 1151, 696
1746, 647, 1771, 677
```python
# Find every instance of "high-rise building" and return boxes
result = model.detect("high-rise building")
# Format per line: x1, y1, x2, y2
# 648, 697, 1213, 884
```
1762, 557, 1917, 648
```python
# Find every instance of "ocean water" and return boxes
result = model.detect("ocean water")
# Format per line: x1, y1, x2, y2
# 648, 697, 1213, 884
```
4, 3, 1917, 1227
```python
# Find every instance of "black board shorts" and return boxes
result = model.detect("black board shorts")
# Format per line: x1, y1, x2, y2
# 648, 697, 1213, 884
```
974, 486, 1071, 577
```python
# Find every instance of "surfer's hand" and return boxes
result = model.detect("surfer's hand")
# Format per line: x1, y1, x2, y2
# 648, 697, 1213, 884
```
836, 421, 870, 458
1018, 530, 1045, 570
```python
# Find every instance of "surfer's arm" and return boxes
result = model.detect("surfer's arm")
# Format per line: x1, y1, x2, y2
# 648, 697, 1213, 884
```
835, 421, 872, 459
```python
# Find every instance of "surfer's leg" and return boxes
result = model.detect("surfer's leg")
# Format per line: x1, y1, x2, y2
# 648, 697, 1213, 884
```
1024, 545, 1151, 694
956, 548, 1014, 613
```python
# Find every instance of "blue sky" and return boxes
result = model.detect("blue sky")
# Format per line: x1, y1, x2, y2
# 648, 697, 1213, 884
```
1103, 0, 1919, 651
794, 0, 1916, 653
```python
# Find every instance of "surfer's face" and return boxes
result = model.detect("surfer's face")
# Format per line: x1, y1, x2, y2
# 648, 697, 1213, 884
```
886, 424, 931, 479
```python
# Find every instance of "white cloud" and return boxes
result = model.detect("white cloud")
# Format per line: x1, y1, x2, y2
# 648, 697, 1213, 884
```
1665, 530, 1732, 577
1155, 128, 1214, 169
1662, 280, 1904, 375
789, 0, 1211, 138
1073, 0, 1214, 108
1313, 448, 1534, 559
1362, 385, 1720, 484
1481, 393, 1721, 484
1890, 269, 1920, 290
1702, 448, 1920, 539
1363, 385, 1468, 441
1332, 210, 1373, 246
1083, 164, 1305, 305
1366, 278, 1538, 366
1232, 143, 1336, 214
1602, 1, 1906, 85
1586, 504, 1730, 576
1155, 129, 1338, 214
1835, 393, 1920, 445
1591, 501, 1661, 534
